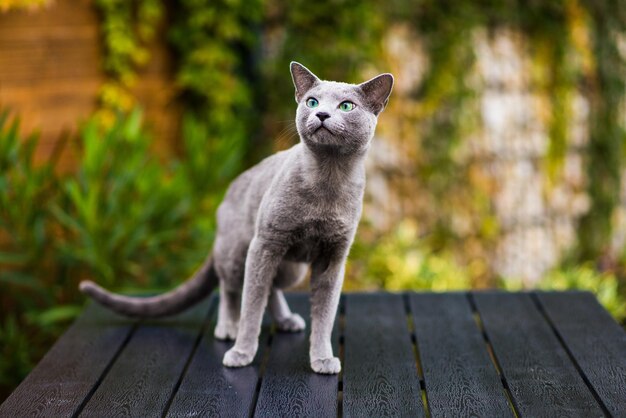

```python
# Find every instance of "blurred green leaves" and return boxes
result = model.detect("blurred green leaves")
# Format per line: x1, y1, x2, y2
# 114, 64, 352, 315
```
503, 264, 626, 321
348, 220, 472, 291
0, 109, 218, 398
0, 111, 57, 302
0, 111, 63, 397
53, 109, 204, 288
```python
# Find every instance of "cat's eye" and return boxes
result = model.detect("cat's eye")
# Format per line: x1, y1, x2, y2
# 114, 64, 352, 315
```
339, 101, 356, 112
306, 98, 319, 108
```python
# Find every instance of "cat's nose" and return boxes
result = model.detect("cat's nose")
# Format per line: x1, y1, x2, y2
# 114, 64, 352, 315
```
316, 112, 330, 122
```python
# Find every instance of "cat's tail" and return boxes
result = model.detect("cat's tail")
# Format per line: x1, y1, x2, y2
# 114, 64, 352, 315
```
78, 255, 218, 318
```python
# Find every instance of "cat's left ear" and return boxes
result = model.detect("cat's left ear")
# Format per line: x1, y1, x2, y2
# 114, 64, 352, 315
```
359, 73, 394, 116
291, 62, 320, 103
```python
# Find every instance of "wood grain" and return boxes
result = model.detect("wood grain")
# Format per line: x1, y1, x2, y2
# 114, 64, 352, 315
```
79, 297, 213, 417
166, 296, 272, 418
4, 292, 624, 417
536, 291, 626, 416
473, 291, 604, 417
0, 303, 135, 417
342, 293, 425, 417
254, 293, 339, 418
410, 293, 514, 417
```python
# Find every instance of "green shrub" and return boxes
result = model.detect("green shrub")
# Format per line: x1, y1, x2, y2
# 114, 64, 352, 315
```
348, 220, 471, 291
0, 111, 70, 399
502, 265, 626, 322
0, 109, 219, 399
53, 109, 211, 290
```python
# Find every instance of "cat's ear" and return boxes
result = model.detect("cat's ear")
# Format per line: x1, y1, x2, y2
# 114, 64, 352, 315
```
290, 62, 320, 103
359, 73, 394, 116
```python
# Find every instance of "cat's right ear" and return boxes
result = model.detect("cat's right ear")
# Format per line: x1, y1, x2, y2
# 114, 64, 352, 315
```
290, 62, 320, 103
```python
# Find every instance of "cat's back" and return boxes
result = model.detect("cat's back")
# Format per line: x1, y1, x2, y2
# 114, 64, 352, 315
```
217, 145, 296, 227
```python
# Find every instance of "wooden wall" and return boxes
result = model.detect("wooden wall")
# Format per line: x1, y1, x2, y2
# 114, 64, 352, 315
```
0, 0, 180, 171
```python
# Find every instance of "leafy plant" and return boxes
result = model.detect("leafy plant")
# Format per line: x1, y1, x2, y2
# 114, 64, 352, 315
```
168, 0, 264, 179
0, 111, 71, 400
53, 109, 206, 290
0, 111, 56, 301
502, 264, 626, 322
347, 220, 471, 291
94, 0, 164, 118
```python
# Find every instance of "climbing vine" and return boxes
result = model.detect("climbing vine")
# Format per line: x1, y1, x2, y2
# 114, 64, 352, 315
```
576, 0, 626, 262
93, 0, 163, 122
385, 0, 624, 280
89, 0, 626, 273
168, 0, 264, 196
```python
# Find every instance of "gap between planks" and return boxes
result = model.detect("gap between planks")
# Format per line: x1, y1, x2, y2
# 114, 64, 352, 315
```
466, 293, 520, 418
337, 294, 346, 418
248, 332, 274, 418
71, 323, 139, 418
160, 301, 218, 418
530, 293, 612, 417
403, 293, 431, 418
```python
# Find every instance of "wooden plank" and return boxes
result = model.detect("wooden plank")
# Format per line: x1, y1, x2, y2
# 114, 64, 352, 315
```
0, 303, 135, 417
410, 293, 513, 417
165, 296, 272, 417
536, 291, 626, 416
254, 293, 339, 418
343, 293, 425, 417
473, 292, 604, 417
79, 297, 214, 417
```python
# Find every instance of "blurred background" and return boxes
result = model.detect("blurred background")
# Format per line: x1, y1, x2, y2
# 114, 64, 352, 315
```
1, 0, 626, 400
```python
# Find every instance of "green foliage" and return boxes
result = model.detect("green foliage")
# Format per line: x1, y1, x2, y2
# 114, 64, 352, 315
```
348, 220, 471, 291
0, 111, 56, 300
53, 110, 205, 289
0, 315, 32, 389
379, 0, 626, 276
0, 112, 73, 399
0, 109, 215, 398
94, 0, 164, 115
576, 1, 626, 261
169, 0, 263, 178
502, 264, 626, 322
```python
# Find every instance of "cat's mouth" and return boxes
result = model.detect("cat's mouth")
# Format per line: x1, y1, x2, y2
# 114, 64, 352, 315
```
314, 124, 333, 135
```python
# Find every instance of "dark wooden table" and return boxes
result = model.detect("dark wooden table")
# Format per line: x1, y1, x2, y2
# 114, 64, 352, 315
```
1, 291, 625, 417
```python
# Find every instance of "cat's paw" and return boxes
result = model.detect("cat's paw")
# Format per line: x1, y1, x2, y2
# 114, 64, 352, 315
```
311, 357, 341, 374
275, 313, 306, 332
223, 347, 254, 368
214, 321, 238, 341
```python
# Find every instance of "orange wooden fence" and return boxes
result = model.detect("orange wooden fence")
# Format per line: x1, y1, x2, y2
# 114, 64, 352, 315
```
0, 0, 180, 171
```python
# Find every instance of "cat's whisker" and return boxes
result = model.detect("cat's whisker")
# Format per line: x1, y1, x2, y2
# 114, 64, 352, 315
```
274, 124, 299, 149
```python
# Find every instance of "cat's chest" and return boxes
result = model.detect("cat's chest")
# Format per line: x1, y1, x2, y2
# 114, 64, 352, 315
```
283, 217, 352, 262
262, 206, 357, 262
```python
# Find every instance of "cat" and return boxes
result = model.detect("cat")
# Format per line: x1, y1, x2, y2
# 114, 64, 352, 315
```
79, 62, 393, 374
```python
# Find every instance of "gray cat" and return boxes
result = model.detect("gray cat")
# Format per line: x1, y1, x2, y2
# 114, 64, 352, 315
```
79, 62, 393, 374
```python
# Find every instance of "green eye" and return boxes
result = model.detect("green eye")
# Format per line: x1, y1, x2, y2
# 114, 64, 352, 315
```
306, 98, 319, 108
339, 101, 355, 112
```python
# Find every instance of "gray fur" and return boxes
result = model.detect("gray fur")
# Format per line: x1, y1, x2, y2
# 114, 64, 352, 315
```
79, 62, 393, 374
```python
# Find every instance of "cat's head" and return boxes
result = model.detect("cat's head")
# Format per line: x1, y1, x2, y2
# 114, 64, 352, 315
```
291, 62, 393, 155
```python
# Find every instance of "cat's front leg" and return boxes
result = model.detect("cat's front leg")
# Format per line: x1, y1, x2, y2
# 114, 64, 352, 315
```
309, 259, 345, 374
223, 237, 285, 368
